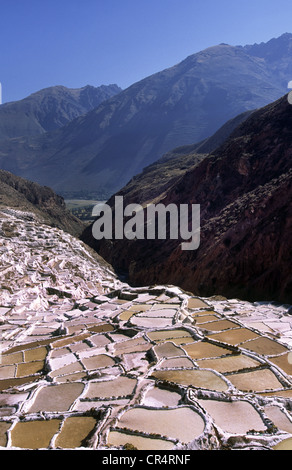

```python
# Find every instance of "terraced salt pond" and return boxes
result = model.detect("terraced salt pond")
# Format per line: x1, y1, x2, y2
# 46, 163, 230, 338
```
264, 405, 292, 434
10, 419, 62, 449
158, 357, 195, 369
107, 431, 175, 450
196, 399, 267, 434
207, 327, 260, 345
142, 386, 181, 407
0, 209, 292, 450
113, 406, 206, 444
153, 342, 186, 358
183, 341, 234, 359
147, 329, 195, 342
195, 354, 261, 373
151, 369, 229, 392
26, 383, 85, 413
84, 376, 137, 400
54, 416, 97, 448
273, 437, 292, 450
225, 368, 284, 392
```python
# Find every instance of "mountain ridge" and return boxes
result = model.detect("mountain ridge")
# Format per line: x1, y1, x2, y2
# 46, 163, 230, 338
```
0, 83, 122, 139
81, 94, 292, 304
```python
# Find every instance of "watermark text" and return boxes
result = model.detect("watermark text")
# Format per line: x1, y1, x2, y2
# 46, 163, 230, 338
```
92, 196, 200, 251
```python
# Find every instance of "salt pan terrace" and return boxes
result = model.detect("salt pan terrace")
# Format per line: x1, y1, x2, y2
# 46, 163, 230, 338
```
0, 209, 292, 450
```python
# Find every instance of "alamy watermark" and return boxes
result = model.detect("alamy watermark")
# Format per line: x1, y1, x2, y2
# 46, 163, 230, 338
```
91, 196, 200, 251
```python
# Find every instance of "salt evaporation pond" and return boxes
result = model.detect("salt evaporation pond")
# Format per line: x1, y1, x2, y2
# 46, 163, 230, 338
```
151, 369, 229, 392
142, 386, 181, 407
84, 376, 137, 399
27, 383, 84, 412
226, 369, 283, 392
10, 419, 61, 449
197, 399, 266, 434
116, 406, 205, 443
54, 416, 97, 448
107, 431, 175, 450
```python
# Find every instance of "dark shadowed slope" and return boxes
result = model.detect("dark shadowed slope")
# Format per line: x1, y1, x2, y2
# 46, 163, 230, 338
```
0, 170, 84, 237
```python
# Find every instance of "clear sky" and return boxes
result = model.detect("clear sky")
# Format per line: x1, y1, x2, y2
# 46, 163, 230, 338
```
1, 0, 292, 103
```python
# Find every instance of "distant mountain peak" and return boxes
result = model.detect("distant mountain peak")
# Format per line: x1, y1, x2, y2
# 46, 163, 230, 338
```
0, 83, 122, 139
241, 31, 292, 47
241, 32, 292, 60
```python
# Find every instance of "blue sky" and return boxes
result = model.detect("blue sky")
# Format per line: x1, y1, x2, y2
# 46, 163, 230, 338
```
1, 0, 292, 103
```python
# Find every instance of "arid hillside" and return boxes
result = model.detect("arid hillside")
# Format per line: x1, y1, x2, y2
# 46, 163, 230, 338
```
0, 170, 84, 237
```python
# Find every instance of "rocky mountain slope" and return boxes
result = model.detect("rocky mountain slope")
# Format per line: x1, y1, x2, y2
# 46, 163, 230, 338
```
0, 170, 84, 237
0, 34, 291, 198
0, 84, 121, 139
82, 94, 292, 304
0, 208, 292, 451
241, 32, 292, 76
106, 109, 254, 207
